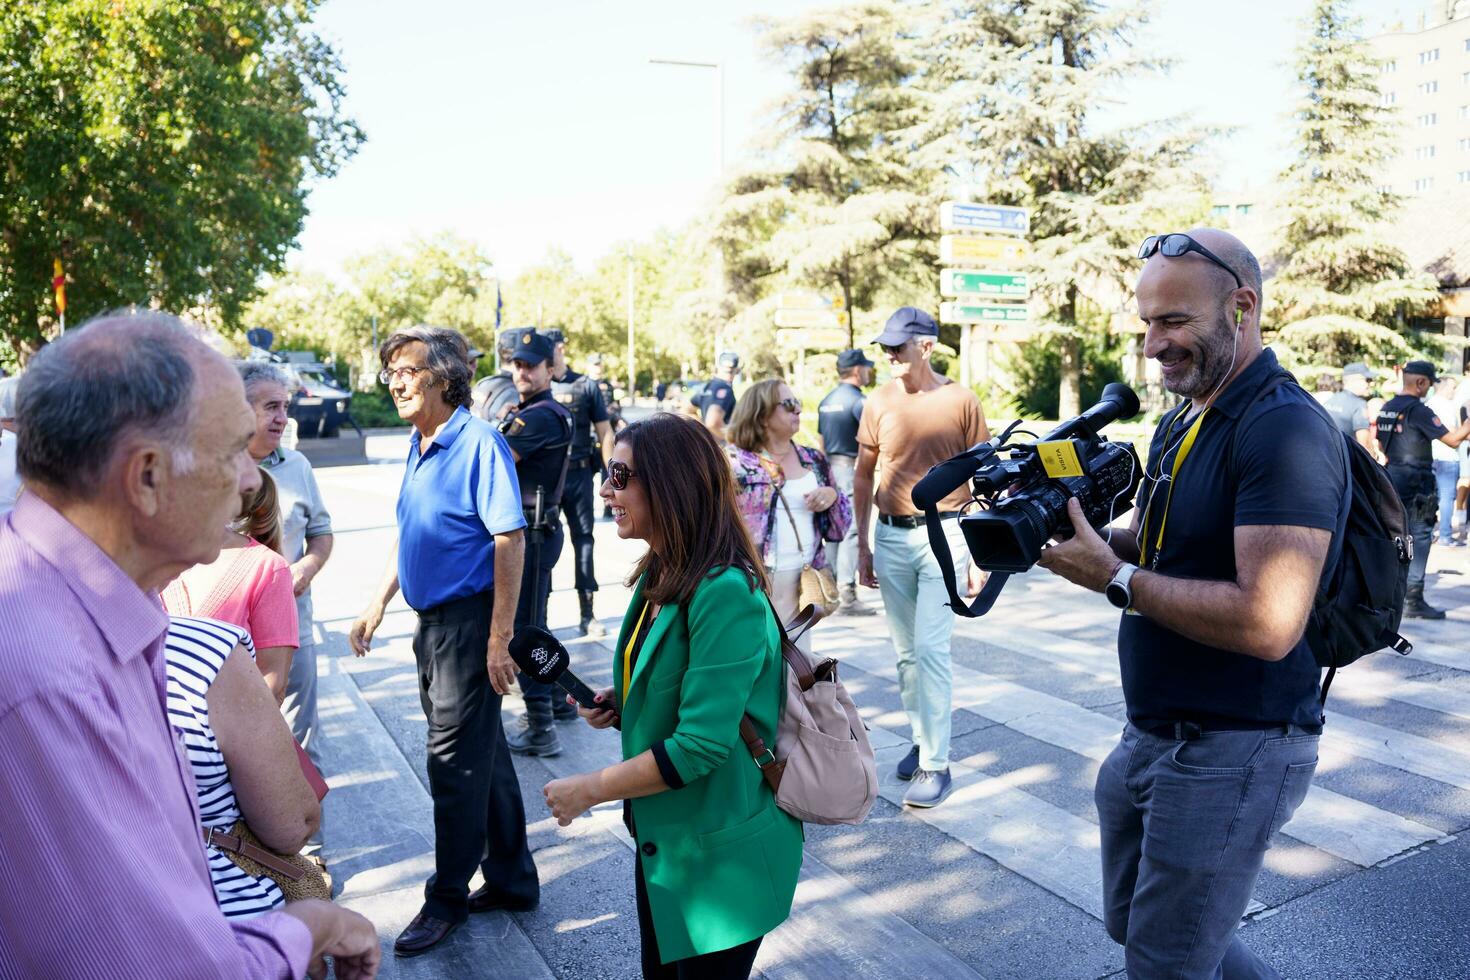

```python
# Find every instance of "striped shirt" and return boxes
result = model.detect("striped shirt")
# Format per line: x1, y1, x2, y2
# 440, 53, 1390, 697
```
166, 617, 286, 918
0, 493, 310, 979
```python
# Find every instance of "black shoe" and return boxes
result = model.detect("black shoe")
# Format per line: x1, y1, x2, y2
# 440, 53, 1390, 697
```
895, 745, 920, 781
552, 699, 579, 721
394, 909, 459, 957
468, 885, 540, 914
579, 592, 606, 638
506, 716, 561, 756
1405, 598, 1447, 620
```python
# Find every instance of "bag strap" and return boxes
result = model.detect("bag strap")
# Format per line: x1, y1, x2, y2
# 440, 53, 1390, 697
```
774, 482, 806, 556
737, 595, 833, 794
203, 825, 306, 882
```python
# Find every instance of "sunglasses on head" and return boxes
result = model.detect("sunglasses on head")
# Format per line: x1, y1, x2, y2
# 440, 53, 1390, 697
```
607, 459, 636, 491
778, 398, 801, 413
1137, 234, 1242, 291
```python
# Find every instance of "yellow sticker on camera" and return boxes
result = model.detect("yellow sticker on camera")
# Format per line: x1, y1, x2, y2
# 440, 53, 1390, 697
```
1036, 440, 1085, 478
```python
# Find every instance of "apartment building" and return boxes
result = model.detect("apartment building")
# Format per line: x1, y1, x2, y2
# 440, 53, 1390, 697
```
1370, 3, 1470, 196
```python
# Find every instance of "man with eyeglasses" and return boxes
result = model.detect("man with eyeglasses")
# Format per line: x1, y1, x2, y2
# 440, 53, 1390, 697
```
853, 307, 989, 808
350, 326, 539, 957
1036, 229, 1347, 979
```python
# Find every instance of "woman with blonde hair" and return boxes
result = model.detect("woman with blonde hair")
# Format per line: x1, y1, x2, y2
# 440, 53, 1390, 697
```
163, 468, 298, 700
725, 379, 851, 640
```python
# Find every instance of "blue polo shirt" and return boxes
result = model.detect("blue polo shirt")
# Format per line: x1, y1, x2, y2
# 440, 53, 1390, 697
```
1119, 348, 1348, 731
396, 407, 526, 611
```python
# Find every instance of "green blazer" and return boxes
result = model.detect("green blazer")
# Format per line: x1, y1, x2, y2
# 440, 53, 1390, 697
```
614, 566, 804, 963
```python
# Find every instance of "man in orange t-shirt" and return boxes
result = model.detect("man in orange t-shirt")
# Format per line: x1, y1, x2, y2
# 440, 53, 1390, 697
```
854, 307, 988, 808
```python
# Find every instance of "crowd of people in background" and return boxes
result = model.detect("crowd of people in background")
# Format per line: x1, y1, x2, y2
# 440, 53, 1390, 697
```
2, 226, 1469, 977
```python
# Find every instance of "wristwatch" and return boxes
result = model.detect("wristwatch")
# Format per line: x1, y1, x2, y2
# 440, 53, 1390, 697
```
1105, 562, 1139, 610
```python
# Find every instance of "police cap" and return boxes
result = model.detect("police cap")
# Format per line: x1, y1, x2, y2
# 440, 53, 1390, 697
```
510, 330, 555, 366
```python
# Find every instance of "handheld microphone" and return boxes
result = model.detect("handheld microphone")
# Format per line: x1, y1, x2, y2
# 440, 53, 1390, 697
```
508, 626, 616, 714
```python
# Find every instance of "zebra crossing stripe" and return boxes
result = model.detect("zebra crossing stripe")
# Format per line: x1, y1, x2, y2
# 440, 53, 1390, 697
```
821, 627, 1447, 868
1330, 663, 1470, 722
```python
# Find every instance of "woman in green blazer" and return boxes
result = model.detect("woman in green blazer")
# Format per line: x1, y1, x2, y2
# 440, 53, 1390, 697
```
543, 412, 804, 979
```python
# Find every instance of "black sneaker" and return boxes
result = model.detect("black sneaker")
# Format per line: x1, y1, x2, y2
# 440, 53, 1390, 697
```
895, 745, 921, 781
506, 718, 561, 756
552, 699, 578, 722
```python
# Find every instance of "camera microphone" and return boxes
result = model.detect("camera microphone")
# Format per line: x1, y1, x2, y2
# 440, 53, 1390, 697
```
508, 626, 615, 715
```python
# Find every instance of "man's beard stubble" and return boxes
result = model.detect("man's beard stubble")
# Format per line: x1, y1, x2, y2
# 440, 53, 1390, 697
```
1165, 310, 1237, 401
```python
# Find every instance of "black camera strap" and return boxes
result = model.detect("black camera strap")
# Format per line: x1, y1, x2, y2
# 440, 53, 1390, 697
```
919, 502, 1011, 618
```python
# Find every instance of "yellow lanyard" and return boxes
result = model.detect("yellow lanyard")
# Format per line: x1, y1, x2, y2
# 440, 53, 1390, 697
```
621, 601, 651, 702
1138, 407, 1209, 567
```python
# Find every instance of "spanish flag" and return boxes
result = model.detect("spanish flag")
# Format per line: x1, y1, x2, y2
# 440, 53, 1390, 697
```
52, 258, 66, 316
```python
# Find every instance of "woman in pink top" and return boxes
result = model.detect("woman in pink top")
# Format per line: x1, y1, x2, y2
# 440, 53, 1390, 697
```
164, 469, 298, 700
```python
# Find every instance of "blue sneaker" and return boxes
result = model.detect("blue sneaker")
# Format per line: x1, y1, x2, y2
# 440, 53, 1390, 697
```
903, 768, 954, 808
895, 745, 921, 781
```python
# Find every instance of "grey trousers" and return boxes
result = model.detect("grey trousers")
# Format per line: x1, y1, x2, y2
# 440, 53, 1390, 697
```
824, 455, 859, 590
281, 638, 322, 852
1094, 723, 1319, 979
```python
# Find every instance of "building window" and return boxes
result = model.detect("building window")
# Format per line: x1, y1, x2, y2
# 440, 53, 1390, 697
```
1420, 48, 1441, 64
1460, 137, 1470, 151
1377, 184, 1392, 193
1209, 204, 1230, 217
1384, 59, 1398, 73
1416, 145, 1438, 159
1461, 105, 1470, 120
1415, 177, 1436, 191
1460, 171, 1470, 183
1235, 204, 1252, 215
1419, 113, 1439, 126
1420, 80, 1440, 94
1383, 91, 1398, 105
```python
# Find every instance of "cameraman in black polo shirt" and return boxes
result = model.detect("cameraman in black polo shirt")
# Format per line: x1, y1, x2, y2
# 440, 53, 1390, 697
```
1037, 229, 1348, 979
1374, 360, 1470, 619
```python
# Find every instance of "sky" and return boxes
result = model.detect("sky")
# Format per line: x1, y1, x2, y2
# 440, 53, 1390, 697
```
291, 0, 1406, 282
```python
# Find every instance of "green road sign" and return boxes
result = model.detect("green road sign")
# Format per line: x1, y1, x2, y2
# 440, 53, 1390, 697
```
939, 301, 1029, 325
940, 269, 1030, 299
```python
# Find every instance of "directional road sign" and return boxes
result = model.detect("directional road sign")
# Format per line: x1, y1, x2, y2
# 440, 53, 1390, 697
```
774, 307, 850, 330
776, 291, 844, 311
940, 302, 1030, 326
939, 235, 1030, 267
777, 327, 851, 349
940, 201, 1030, 236
940, 269, 1030, 300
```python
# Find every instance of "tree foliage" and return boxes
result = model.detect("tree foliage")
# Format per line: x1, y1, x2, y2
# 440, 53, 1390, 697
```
0, 0, 361, 359
909, 0, 1209, 416
1268, 0, 1440, 366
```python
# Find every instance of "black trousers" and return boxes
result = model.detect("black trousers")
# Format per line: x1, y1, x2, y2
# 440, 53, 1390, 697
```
413, 590, 539, 922
635, 854, 762, 980
561, 462, 598, 594
515, 522, 564, 710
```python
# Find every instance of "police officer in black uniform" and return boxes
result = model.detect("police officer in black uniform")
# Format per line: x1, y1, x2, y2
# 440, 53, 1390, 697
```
471, 328, 522, 423
541, 328, 614, 639
498, 330, 574, 756
586, 353, 621, 431
817, 348, 876, 615
696, 350, 740, 442
1375, 360, 1470, 618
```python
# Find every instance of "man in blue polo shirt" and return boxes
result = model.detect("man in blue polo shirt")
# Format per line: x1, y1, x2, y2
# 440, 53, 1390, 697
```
1039, 229, 1347, 978
349, 325, 539, 958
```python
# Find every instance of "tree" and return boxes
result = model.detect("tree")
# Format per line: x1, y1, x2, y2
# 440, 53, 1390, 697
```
0, 0, 362, 359
910, 0, 1209, 417
718, 1, 931, 349
1268, 0, 1440, 367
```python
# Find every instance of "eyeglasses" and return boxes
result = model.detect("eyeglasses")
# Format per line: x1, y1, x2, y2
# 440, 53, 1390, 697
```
778, 398, 801, 413
1137, 234, 1242, 291
880, 341, 911, 357
607, 459, 636, 491
379, 365, 430, 385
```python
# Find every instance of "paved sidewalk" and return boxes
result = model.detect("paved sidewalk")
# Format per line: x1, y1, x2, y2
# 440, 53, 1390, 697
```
305, 459, 1470, 979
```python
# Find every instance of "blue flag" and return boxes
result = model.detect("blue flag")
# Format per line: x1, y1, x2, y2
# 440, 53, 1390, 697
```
496, 283, 503, 329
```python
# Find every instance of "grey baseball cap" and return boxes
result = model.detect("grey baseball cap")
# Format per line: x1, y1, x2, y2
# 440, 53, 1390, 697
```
1342, 363, 1376, 379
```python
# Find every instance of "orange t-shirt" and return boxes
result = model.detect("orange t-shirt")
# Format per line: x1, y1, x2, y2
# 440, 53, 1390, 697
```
857, 378, 989, 515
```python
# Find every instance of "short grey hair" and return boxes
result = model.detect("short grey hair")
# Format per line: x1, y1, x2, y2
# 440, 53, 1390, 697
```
238, 361, 291, 398
17, 311, 203, 497
379, 326, 473, 408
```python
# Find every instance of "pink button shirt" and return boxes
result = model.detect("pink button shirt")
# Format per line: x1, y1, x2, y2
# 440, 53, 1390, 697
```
0, 493, 311, 979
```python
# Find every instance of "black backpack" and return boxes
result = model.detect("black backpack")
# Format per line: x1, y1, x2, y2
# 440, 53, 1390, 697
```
1249, 376, 1413, 702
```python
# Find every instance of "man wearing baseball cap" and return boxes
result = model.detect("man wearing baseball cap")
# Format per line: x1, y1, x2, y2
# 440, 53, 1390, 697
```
818, 349, 877, 615
1374, 360, 1470, 618
854, 307, 988, 807
696, 351, 741, 443
1324, 363, 1377, 452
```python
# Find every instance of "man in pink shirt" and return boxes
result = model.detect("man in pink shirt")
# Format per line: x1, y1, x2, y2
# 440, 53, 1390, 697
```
0, 312, 379, 980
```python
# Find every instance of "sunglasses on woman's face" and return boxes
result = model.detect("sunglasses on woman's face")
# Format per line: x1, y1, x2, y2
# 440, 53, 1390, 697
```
607, 459, 636, 491
778, 398, 801, 413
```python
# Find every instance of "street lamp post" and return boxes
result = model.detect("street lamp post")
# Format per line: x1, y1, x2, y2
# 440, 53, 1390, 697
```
649, 58, 726, 364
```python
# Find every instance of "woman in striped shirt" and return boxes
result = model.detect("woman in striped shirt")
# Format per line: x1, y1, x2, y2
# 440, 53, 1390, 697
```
165, 617, 321, 917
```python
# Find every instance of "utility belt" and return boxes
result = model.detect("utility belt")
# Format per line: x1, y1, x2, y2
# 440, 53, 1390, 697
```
567, 456, 597, 470
878, 510, 960, 529
1139, 720, 1322, 742
524, 503, 561, 531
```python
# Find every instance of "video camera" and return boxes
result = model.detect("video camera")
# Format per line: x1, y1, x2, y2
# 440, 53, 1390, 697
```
911, 382, 1143, 617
